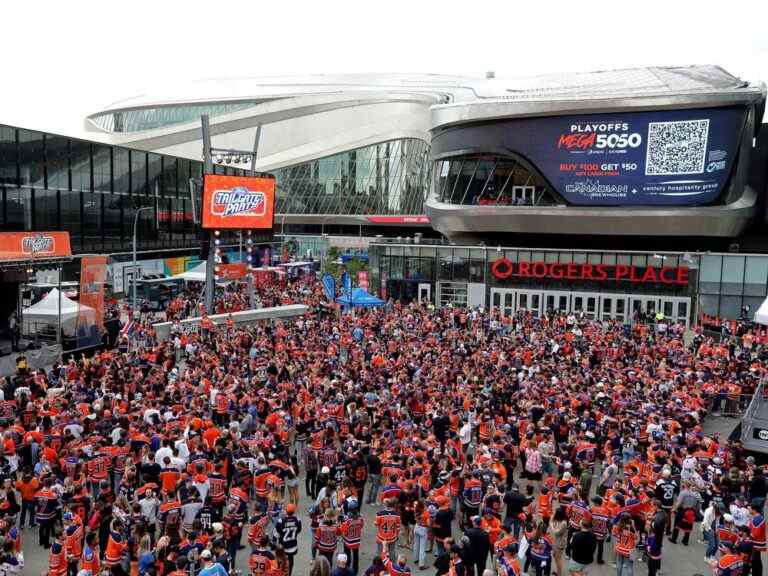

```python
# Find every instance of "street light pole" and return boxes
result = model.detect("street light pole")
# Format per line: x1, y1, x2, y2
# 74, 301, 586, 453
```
132, 206, 152, 314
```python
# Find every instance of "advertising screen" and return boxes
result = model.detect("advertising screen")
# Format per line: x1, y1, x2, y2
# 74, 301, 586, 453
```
202, 175, 275, 229
433, 106, 746, 206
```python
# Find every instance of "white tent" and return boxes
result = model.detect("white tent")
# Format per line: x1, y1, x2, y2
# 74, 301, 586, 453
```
171, 262, 207, 282
22, 288, 96, 336
755, 296, 768, 325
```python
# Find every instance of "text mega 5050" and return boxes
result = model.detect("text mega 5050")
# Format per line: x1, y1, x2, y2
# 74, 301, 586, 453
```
202, 175, 275, 229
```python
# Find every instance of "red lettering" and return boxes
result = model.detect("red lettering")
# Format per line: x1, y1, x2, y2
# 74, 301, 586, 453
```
518, 262, 531, 277
594, 264, 608, 281
614, 265, 630, 281
629, 266, 642, 283
640, 266, 657, 283
677, 267, 689, 285
659, 267, 676, 284
550, 263, 564, 279
491, 258, 513, 279
581, 264, 594, 280
566, 263, 578, 280
557, 133, 597, 150
532, 262, 548, 278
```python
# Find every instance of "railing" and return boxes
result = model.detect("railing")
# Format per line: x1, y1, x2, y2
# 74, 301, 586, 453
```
707, 391, 757, 417
741, 381, 767, 446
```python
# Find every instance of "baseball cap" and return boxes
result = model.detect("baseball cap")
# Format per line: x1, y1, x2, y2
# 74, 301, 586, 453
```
200, 550, 212, 559
286, 503, 296, 514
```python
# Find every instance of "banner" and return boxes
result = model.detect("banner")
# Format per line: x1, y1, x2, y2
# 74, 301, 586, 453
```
79, 255, 107, 332
0, 231, 72, 260
433, 106, 746, 206
202, 174, 275, 229
358, 271, 369, 290
216, 263, 248, 281
341, 271, 352, 297
321, 273, 336, 301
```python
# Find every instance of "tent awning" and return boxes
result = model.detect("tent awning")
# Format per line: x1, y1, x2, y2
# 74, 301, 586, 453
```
755, 295, 768, 325
336, 287, 384, 308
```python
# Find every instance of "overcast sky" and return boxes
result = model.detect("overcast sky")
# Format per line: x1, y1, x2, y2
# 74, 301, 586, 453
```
2, 0, 766, 137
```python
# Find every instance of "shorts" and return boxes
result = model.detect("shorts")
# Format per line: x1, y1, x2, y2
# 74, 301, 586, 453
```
568, 559, 588, 573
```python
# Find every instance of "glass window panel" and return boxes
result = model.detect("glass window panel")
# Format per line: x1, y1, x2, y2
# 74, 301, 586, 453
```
61, 190, 82, 247
163, 156, 177, 197
616, 254, 631, 265
588, 253, 602, 264
453, 249, 469, 282
45, 135, 69, 191
104, 190, 123, 248
93, 145, 112, 193
71, 140, 91, 192
0, 126, 18, 186
113, 149, 129, 193
744, 256, 768, 296
131, 150, 147, 195
5, 187, 32, 230
18, 129, 44, 188
631, 254, 647, 267
700, 255, 722, 283
147, 153, 162, 196
572, 253, 586, 264
602, 253, 616, 265
34, 189, 58, 230
721, 256, 745, 296
83, 192, 102, 251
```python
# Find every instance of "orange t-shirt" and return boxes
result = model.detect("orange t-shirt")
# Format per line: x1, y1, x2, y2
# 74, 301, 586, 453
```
16, 477, 40, 501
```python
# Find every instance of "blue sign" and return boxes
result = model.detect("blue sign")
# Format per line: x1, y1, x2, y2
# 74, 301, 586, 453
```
518, 107, 745, 205
321, 273, 336, 301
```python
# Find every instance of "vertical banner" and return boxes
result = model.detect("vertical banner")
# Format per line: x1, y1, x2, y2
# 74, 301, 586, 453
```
79, 255, 108, 332
262, 247, 271, 268
321, 273, 336, 301
358, 271, 369, 290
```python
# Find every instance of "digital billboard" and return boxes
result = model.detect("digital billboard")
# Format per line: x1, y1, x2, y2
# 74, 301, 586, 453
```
202, 175, 275, 229
433, 106, 746, 206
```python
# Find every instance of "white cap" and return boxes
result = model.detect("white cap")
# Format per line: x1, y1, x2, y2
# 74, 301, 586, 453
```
337, 554, 348, 564
563, 472, 572, 481
200, 549, 212, 559
321, 466, 330, 474
724, 514, 734, 523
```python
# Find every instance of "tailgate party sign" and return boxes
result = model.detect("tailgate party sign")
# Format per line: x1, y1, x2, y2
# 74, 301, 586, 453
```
433, 106, 746, 206
202, 175, 275, 229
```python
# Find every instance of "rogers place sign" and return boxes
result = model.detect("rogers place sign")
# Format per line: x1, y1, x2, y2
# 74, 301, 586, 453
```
490, 259, 689, 285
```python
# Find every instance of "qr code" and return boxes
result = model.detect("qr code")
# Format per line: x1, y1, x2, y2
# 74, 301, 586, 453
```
645, 119, 709, 175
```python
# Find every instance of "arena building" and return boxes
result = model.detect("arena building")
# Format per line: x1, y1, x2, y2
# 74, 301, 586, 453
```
85, 66, 768, 246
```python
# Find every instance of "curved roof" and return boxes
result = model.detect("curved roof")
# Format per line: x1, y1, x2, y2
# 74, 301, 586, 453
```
87, 66, 764, 134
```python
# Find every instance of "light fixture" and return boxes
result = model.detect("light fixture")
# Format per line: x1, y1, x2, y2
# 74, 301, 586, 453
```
215, 155, 224, 163
214, 230, 220, 236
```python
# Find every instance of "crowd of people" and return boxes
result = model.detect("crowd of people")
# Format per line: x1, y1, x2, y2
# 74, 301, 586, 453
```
0, 274, 765, 576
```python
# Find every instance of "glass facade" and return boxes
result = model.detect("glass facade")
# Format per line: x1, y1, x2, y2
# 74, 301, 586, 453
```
433, 154, 556, 206
274, 139, 430, 215
90, 102, 261, 133
0, 124, 254, 255
369, 242, 768, 321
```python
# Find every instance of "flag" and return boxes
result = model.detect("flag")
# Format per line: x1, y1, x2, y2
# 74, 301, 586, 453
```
321, 273, 336, 301
341, 271, 352, 296
120, 320, 135, 337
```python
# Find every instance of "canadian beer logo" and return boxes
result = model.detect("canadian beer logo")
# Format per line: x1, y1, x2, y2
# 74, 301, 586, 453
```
21, 235, 55, 255
210, 187, 266, 217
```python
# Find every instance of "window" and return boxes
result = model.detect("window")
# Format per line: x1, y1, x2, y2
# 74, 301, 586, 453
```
71, 140, 91, 192
45, 135, 69, 191
93, 145, 112, 193
18, 129, 44, 188
0, 126, 18, 186
163, 156, 178, 197
5, 187, 32, 230
131, 150, 147, 195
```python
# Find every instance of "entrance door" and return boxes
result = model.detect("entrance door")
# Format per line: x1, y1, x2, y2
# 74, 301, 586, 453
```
572, 292, 599, 319
516, 290, 542, 316
600, 294, 629, 324
417, 283, 431, 304
630, 296, 659, 323
491, 288, 515, 317
659, 296, 691, 327
544, 290, 571, 314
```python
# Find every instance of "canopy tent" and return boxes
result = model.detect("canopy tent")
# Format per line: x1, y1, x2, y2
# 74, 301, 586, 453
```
336, 287, 385, 308
171, 262, 207, 282
22, 288, 96, 336
755, 296, 768, 325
